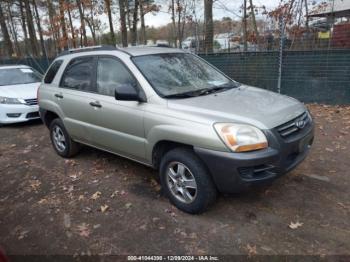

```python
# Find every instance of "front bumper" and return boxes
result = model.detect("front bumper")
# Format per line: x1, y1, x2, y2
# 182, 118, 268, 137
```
195, 122, 314, 193
0, 104, 40, 124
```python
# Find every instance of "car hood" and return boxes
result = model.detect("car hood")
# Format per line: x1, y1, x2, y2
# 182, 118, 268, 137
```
0, 82, 40, 100
167, 85, 306, 129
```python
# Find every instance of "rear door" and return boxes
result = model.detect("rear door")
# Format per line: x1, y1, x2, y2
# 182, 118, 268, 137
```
57, 56, 98, 144
86, 56, 146, 162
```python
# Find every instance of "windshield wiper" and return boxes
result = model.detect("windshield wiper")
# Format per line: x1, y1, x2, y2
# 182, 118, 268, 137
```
163, 82, 240, 99
163, 92, 197, 99
194, 83, 238, 96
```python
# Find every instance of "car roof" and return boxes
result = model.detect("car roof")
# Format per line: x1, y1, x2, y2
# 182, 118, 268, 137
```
119, 46, 185, 56
0, 65, 31, 70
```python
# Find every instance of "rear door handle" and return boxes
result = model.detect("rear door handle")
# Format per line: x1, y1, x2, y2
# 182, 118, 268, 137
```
89, 101, 102, 108
54, 93, 63, 99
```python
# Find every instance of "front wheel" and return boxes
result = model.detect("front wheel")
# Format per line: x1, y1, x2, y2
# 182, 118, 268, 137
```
49, 118, 80, 158
160, 148, 217, 214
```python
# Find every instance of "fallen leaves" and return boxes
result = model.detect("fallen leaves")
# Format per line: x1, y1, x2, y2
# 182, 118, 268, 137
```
246, 244, 257, 256
125, 203, 132, 209
91, 191, 101, 200
29, 180, 41, 191
100, 204, 109, 213
289, 221, 303, 229
76, 223, 90, 238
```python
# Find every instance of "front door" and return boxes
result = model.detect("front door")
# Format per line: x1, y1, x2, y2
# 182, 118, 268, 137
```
87, 56, 146, 162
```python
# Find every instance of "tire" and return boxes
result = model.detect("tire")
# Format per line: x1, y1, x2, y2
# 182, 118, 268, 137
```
159, 148, 217, 214
49, 118, 80, 158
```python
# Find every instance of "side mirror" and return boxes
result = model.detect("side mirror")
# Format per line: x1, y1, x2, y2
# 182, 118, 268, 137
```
114, 83, 146, 102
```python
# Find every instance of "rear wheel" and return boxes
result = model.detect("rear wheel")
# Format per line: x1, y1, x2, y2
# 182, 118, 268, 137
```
49, 118, 80, 158
160, 148, 217, 214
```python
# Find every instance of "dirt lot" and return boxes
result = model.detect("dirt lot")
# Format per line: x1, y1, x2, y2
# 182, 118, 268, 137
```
0, 104, 349, 257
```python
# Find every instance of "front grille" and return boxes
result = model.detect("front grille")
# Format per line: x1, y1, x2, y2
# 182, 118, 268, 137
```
276, 112, 310, 138
24, 98, 38, 106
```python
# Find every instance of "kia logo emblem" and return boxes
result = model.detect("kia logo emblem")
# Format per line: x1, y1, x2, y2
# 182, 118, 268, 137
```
296, 119, 305, 129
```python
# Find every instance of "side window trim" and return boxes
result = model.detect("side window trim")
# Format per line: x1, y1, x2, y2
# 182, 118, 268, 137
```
96, 55, 145, 98
59, 55, 98, 94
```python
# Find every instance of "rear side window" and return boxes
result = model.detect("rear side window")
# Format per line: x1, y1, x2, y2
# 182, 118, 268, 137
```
44, 60, 63, 84
60, 57, 95, 92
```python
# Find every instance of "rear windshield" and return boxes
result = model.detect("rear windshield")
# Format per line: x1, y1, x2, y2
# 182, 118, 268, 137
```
0, 68, 42, 86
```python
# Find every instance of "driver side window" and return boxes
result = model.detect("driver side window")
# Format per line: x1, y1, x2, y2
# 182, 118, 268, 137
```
96, 57, 136, 97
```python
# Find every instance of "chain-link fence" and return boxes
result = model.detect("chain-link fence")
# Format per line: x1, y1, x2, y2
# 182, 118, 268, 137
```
1, 0, 349, 104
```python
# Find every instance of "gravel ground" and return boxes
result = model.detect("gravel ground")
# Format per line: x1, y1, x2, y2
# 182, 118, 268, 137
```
0, 104, 349, 257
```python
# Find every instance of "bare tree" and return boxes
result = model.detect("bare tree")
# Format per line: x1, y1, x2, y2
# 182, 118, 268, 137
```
19, 0, 30, 54
67, 0, 77, 48
131, 0, 139, 46
76, 0, 88, 46
249, 0, 259, 42
0, 2, 14, 57
32, 0, 47, 57
24, 0, 39, 56
6, 1, 21, 57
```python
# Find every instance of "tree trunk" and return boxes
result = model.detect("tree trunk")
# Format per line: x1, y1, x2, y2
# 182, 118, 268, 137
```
119, 0, 128, 47
105, 0, 116, 44
243, 0, 248, 51
171, 0, 177, 47
33, 0, 47, 58
131, 0, 139, 46
176, 0, 182, 48
6, 1, 20, 57
24, 0, 39, 56
59, 0, 68, 50
249, 0, 259, 43
76, 0, 88, 46
19, 0, 30, 55
139, 0, 146, 45
47, 0, 60, 54
126, 0, 131, 30
304, 0, 309, 29
0, 3, 14, 58
67, 2, 76, 48
204, 0, 213, 53
84, 17, 96, 45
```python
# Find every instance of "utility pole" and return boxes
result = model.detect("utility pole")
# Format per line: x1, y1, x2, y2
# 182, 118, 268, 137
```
277, 15, 285, 94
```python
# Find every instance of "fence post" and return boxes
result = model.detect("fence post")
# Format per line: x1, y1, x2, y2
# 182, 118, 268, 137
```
277, 15, 285, 94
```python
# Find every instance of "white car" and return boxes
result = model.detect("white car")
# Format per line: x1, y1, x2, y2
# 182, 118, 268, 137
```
0, 65, 42, 125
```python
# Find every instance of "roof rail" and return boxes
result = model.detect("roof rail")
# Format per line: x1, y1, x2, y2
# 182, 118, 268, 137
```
57, 45, 117, 57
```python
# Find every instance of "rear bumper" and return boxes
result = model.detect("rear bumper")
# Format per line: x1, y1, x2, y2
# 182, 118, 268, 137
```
0, 104, 40, 124
194, 123, 314, 193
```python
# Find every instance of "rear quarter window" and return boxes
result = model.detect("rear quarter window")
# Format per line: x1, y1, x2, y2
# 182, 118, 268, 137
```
44, 60, 63, 84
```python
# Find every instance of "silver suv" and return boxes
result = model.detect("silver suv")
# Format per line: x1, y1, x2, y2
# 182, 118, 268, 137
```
39, 46, 314, 214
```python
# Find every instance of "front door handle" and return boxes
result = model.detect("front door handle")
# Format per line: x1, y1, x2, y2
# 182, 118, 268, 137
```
89, 101, 102, 108
54, 93, 63, 99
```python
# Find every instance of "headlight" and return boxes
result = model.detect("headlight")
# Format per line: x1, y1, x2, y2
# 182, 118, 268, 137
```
214, 123, 268, 152
0, 96, 22, 104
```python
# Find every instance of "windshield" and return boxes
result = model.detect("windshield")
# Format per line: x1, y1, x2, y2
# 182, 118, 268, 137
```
0, 68, 42, 86
132, 53, 238, 98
